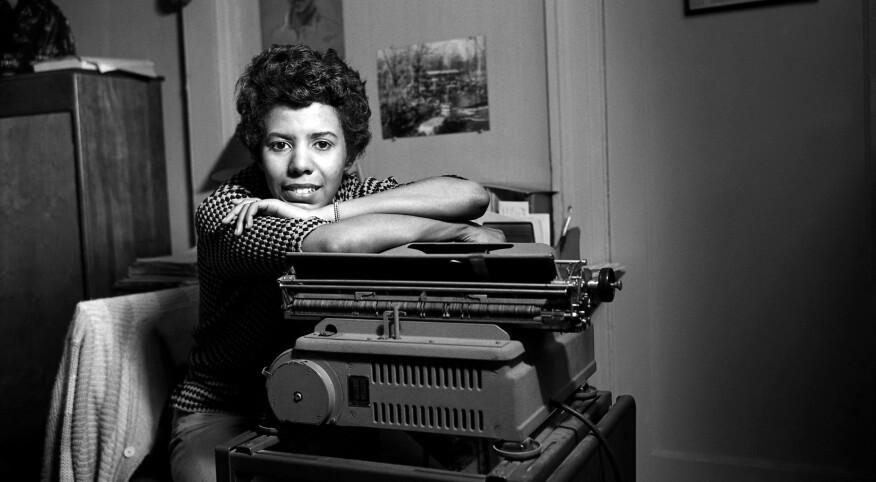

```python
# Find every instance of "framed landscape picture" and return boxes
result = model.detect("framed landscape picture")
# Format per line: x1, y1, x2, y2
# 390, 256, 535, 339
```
377, 36, 489, 139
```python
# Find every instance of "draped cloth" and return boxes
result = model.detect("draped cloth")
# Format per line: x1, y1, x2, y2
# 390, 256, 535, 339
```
41, 286, 199, 482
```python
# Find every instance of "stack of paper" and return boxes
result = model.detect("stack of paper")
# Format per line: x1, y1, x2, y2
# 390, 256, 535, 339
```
475, 208, 551, 245
115, 248, 198, 293
32, 56, 158, 78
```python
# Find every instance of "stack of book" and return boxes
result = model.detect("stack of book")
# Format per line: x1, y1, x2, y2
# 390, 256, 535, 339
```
115, 248, 198, 293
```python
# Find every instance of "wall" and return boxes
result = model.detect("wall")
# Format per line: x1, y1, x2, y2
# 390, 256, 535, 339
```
54, 0, 193, 253
182, 1, 261, 210
602, 1, 874, 480
343, 0, 551, 188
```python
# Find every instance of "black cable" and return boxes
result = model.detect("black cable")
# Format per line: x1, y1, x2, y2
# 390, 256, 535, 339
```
557, 401, 623, 482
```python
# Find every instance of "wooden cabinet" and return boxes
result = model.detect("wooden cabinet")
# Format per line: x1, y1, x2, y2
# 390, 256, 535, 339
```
0, 70, 171, 478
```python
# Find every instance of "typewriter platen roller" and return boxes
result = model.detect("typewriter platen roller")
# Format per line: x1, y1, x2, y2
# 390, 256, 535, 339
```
265, 242, 621, 443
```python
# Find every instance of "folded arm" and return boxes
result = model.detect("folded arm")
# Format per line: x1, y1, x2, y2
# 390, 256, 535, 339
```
332, 176, 491, 221
223, 176, 491, 234
302, 213, 506, 253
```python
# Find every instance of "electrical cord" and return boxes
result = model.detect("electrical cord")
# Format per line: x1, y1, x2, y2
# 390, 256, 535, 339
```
556, 401, 623, 482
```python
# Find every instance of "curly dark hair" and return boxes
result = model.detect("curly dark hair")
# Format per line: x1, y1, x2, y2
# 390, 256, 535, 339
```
235, 44, 372, 167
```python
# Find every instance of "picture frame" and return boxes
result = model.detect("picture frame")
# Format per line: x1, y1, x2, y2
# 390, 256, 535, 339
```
377, 36, 489, 140
685, 0, 814, 15
259, 0, 344, 57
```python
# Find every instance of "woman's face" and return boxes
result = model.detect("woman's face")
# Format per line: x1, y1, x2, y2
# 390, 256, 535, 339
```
260, 103, 347, 210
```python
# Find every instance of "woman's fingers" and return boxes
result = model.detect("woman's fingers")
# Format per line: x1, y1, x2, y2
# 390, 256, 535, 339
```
237, 202, 258, 235
225, 197, 257, 213
225, 197, 316, 235
223, 198, 256, 223
225, 198, 261, 235
245, 202, 258, 229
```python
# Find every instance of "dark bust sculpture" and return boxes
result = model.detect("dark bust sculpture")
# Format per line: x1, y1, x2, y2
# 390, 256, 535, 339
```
1, 0, 76, 75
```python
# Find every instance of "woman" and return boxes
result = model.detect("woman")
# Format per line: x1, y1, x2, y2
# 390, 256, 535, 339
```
169, 44, 503, 482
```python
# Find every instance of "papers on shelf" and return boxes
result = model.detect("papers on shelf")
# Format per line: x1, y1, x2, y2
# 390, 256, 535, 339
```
475, 211, 551, 245
114, 247, 198, 293
32, 56, 158, 78
497, 201, 531, 218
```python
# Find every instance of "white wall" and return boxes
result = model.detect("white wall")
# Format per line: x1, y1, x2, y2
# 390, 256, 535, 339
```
603, 1, 874, 480
343, 0, 551, 188
181, 1, 261, 210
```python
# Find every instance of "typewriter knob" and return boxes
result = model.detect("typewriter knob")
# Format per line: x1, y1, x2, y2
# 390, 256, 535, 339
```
265, 353, 340, 426
594, 267, 622, 302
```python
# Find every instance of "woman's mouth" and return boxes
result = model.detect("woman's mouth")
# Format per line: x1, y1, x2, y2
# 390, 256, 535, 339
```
282, 184, 321, 200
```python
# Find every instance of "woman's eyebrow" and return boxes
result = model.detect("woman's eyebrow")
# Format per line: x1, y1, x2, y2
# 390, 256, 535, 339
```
310, 131, 339, 139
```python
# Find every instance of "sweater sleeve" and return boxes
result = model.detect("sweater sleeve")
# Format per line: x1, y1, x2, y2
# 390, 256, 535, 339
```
335, 172, 400, 201
195, 166, 330, 279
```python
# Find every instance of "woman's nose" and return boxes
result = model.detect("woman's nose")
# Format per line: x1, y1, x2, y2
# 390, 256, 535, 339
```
288, 147, 313, 175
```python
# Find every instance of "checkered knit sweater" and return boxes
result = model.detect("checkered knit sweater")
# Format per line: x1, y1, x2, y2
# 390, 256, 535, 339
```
170, 165, 398, 415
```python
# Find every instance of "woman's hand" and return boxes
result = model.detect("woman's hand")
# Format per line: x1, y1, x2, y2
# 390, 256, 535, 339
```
222, 198, 329, 235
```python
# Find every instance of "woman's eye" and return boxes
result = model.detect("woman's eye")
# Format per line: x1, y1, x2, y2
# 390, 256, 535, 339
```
270, 141, 291, 151
314, 140, 332, 151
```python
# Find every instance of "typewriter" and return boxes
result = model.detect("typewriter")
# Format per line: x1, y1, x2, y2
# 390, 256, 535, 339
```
261, 242, 622, 446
